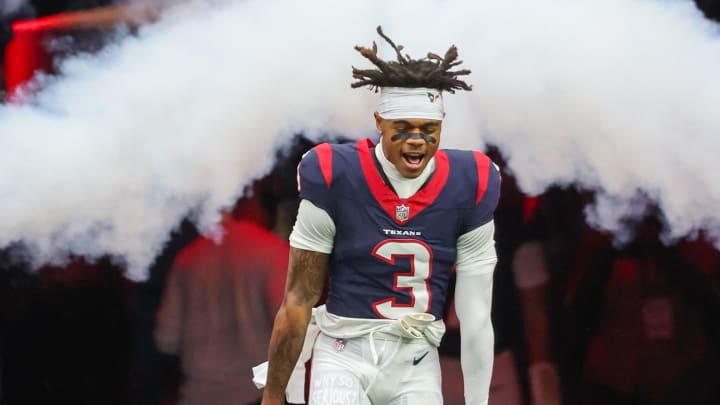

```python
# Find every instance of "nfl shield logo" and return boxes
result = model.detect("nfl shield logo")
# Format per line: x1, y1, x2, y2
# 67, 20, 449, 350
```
334, 338, 346, 352
395, 204, 410, 222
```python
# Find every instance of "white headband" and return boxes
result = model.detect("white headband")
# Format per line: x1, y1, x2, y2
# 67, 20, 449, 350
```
377, 87, 445, 121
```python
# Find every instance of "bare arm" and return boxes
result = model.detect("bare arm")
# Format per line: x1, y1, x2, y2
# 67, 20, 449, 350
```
154, 266, 183, 354
261, 247, 328, 404
513, 241, 561, 405
513, 242, 552, 363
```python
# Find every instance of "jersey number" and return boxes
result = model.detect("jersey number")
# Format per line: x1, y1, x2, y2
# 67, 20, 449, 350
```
371, 239, 433, 319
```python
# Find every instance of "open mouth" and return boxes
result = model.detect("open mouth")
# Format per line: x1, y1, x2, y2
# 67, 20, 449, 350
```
402, 153, 425, 169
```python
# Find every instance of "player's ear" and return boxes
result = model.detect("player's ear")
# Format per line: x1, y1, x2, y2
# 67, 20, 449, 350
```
374, 112, 383, 132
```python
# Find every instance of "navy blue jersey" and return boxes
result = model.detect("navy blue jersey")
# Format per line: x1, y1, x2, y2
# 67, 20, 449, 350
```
298, 139, 501, 320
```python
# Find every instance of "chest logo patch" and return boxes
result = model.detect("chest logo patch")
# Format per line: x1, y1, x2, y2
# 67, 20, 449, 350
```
395, 204, 410, 222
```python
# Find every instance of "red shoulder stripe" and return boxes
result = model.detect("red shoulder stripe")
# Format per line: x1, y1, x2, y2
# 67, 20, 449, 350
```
473, 151, 491, 205
315, 143, 333, 188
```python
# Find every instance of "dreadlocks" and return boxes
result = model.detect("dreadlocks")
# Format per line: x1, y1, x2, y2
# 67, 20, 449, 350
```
351, 26, 472, 93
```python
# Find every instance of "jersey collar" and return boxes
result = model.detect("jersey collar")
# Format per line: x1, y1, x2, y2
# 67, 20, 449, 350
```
357, 138, 449, 225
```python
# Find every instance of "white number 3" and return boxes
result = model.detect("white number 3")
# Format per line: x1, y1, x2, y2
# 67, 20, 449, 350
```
372, 239, 433, 319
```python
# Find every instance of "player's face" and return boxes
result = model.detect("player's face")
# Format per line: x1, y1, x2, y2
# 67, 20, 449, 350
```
375, 112, 442, 179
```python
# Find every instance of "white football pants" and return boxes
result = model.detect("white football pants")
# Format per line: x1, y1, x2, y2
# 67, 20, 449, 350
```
309, 333, 443, 405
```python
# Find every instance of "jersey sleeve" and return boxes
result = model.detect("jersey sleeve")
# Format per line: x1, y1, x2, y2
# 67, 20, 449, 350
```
456, 220, 497, 275
297, 143, 335, 219
460, 152, 502, 234
289, 199, 336, 254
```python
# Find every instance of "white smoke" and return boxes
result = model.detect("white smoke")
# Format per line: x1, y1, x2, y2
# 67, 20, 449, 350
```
1, 0, 719, 280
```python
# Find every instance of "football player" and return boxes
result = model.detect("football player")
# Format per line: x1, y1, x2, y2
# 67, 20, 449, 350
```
259, 27, 501, 405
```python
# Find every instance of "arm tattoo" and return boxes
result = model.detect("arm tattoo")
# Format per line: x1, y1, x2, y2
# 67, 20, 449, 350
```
263, 248, 328, 401
285, 248, 329, 306
265, 330, 302, 399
